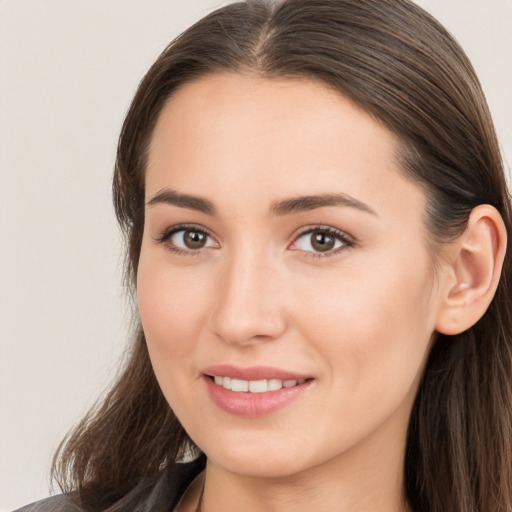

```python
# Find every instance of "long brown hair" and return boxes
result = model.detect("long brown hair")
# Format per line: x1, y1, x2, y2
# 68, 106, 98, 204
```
52, 1, 512, 510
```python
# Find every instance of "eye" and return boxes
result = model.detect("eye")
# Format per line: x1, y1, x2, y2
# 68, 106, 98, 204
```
290, 227, 354, 256
155, 225, 218, 254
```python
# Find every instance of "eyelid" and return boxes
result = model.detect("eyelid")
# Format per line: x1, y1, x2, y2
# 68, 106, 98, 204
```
289, 225, 355, 257
153, 223, 355, 258
153, 223, 219, 254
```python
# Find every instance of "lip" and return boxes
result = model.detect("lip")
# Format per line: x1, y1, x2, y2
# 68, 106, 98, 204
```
202, 364, 311, 381
202, 365, 314, 417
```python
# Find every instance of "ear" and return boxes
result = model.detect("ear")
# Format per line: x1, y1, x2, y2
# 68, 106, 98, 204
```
435, 204, 507, 335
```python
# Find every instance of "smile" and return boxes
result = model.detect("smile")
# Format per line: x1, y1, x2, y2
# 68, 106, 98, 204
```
212, 376, 308, 393
203, 368, 314, 417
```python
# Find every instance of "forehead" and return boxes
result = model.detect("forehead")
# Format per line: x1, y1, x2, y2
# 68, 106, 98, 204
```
145, 73, 423, 220
148, 73, 396, 169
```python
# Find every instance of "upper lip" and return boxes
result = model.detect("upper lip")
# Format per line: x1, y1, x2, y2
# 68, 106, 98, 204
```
202, 364, 312, 381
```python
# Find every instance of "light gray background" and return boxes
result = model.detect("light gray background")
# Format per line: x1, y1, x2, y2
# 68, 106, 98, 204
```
1, 1, 510, 510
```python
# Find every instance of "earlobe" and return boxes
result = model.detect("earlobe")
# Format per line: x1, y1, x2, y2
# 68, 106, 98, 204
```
435, 205, 507, 335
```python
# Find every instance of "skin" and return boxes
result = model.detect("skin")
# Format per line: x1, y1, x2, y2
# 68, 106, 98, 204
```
137, 74, 454, 512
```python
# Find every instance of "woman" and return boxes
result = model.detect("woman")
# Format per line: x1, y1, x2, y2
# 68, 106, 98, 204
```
16, 0, 511, 511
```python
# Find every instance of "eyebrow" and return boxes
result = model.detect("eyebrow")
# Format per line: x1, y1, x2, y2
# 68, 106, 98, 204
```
270, 193, 378, 217
147, 188, 216, 215
146, 188, 377, 217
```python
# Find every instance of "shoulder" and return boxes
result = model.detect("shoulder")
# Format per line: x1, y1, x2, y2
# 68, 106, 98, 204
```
12, 454, 206, 512
12, 494, 82, 512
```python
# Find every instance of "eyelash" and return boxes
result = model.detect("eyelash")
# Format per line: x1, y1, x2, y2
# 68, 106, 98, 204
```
292, 225, 355, 258
154, 223, 355, 258
154, 224, 215, 256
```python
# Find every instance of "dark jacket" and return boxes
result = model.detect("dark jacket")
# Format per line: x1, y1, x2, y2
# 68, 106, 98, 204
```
13, 456, 206, 512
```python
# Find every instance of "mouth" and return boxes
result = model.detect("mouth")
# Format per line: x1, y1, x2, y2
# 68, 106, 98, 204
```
207, 375, 311, 393
201, 366, 314, 417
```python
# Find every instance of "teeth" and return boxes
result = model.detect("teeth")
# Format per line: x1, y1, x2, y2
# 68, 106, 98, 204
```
268, 379, 283, 391
212, 376, 305, 393
231, 378, 249, 392
222, 377, 231, 390
248, 379, 267, 393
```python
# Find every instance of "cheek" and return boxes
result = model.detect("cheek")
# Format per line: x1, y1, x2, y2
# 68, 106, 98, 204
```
136, 249, 213, 367
293, 252, 436, 395
136, 253, 217, 424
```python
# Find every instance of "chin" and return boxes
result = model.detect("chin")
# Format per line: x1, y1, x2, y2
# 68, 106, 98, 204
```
192, 430, 321, 479
210, 451, 308, 479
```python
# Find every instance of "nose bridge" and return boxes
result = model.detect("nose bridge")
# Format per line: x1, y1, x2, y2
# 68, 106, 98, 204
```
209, 243, 286, 345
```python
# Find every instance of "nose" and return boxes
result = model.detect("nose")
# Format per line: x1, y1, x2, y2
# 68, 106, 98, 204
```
208, 248, 288, 346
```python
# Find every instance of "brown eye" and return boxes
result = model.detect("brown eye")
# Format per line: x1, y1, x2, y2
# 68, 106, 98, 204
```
291, 227, 352, 256
159, 226, 218, 253
183, 230, 207, 249
310, 232, 335, 252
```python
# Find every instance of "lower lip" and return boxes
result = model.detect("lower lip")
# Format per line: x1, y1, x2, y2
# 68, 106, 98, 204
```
203, 376, 312, 417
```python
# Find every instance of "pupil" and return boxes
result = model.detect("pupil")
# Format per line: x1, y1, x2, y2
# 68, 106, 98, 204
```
184, 230, 206, 249
311, 232, 334, 252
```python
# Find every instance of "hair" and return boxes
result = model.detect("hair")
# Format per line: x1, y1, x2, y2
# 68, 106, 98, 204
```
52, 1, 512, 511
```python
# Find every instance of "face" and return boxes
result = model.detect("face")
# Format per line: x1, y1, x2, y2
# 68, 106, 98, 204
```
137, 74, 445, 480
